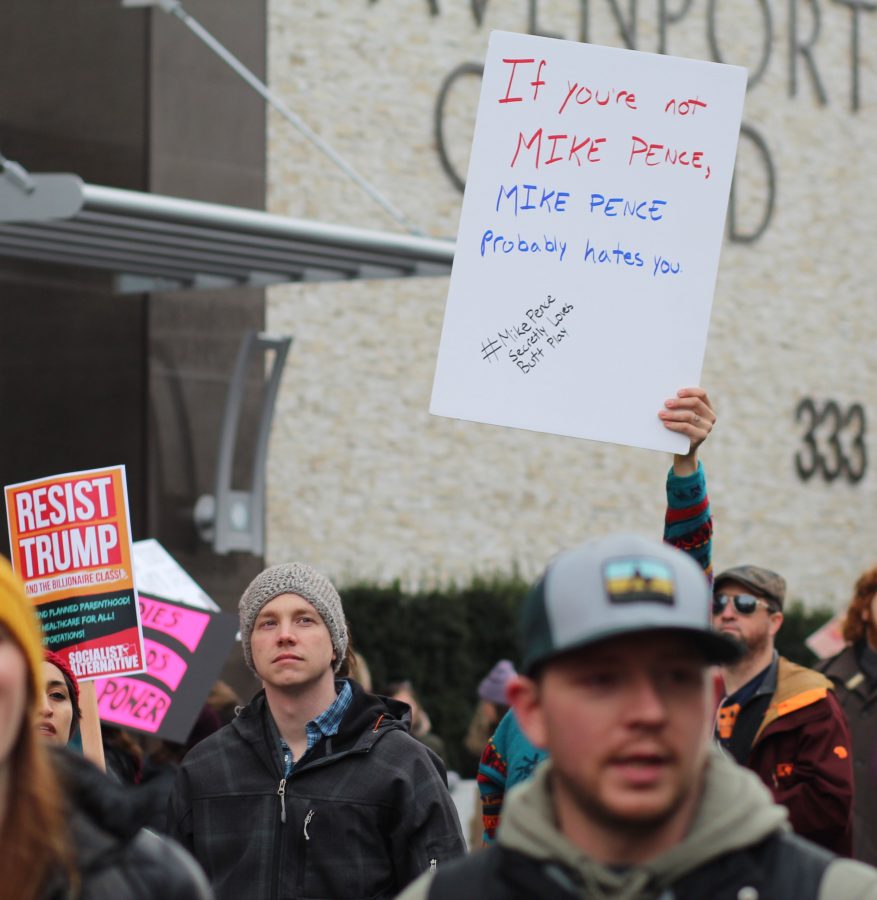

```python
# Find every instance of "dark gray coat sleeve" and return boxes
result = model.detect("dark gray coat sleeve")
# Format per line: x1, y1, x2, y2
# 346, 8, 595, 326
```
385, 734, 467, 890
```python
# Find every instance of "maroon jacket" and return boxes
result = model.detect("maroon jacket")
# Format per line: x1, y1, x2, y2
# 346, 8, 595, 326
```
745, 657, 854, 855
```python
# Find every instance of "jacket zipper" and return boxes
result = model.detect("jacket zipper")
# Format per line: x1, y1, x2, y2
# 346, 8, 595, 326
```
277, 777, 287, 824
296, 803, 312, 895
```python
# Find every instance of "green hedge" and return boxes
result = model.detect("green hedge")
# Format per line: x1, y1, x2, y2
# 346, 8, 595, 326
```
773, 601, 835, 668
342, 576, 527, 776
342, 578, 837, 775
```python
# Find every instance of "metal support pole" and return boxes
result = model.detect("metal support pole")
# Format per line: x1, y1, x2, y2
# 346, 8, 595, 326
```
194, 330, 292, 555
129, 0, 425, 236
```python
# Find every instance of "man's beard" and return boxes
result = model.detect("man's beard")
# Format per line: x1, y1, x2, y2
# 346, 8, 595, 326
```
551, 766, 697, 838
739, 625, 771, 662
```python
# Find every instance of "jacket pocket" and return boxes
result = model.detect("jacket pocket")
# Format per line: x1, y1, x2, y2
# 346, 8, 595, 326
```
280, 797, 395, 899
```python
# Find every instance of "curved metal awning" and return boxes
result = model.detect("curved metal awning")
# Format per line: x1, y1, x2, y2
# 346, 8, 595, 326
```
0, 172, 455, 293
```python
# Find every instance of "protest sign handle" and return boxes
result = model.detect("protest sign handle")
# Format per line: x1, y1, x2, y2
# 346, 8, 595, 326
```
79, 681, 106, 772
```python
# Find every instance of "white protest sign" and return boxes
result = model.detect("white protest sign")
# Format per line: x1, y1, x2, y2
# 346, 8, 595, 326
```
133, 539, 219, 611
430, 32, 747, 453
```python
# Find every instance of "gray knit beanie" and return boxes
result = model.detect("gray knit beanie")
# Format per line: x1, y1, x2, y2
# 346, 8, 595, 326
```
239, 562, 348, 674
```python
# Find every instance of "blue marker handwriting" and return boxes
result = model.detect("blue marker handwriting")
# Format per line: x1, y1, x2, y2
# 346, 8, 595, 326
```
589, 194, 667, 221
496, 183, 570, 215
480, 229, 567, 261
583, 239, 644, 268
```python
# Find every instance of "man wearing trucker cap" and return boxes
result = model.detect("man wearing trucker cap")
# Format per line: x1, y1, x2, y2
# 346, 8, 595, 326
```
398, 535, 877, 900
713, 564, 854, 855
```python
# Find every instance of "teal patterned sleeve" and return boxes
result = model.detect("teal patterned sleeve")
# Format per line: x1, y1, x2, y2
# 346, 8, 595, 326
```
663, 461, 713, 585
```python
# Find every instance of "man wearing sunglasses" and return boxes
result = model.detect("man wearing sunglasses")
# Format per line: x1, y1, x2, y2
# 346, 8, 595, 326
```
713, 565, 854, 855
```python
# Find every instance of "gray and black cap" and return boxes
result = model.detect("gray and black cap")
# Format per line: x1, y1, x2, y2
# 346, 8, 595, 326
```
520, 533, 742, 675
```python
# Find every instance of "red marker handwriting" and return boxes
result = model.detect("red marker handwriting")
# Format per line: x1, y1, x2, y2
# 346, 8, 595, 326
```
628, 136, 711, 180
511, 130, 606, 168
558, 82, 638, 114
499, 58, 547, 104
664, 96, 707, 116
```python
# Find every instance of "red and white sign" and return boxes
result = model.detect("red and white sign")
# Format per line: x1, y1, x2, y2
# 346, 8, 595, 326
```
5, 466, 145, 681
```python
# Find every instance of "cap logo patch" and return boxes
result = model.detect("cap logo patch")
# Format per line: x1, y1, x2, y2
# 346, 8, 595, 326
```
603, 557, 675, 605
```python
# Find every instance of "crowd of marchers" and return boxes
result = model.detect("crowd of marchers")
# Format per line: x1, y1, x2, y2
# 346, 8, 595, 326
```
3, 387, 877, 899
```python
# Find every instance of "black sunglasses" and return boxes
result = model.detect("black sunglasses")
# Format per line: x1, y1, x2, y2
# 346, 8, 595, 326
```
712, 593, 777, 616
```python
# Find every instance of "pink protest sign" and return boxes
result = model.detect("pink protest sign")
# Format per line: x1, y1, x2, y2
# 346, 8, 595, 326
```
143, 638, 188, 692
96, 678, 173, 733
95, 593, 237, 742
805, 612, 846, 660
138, 595, 209, 652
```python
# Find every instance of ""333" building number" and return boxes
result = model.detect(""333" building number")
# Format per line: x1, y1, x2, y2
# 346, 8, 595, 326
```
795, 399, 867, 483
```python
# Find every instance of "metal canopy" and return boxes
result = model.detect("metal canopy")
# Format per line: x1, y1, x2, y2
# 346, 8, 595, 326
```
0, 174, 455, 292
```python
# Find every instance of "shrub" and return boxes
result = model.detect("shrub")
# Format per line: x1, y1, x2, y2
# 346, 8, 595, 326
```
773, 601, 836, 668
341, 575, 526, 775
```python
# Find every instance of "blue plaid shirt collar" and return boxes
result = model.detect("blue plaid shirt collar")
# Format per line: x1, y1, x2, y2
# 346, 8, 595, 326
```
278, 679, 353, 777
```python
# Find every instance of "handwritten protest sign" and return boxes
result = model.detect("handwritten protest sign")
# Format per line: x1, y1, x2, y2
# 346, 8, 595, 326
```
94, 593, 238, 743
4, 465, 145, 680
430, 32, 747, 452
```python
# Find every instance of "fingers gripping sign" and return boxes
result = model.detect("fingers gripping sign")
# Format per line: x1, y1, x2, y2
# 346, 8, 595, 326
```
658, 387, 716, 475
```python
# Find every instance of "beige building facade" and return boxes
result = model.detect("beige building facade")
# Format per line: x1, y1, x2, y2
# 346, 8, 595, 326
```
264, 2, 877, 611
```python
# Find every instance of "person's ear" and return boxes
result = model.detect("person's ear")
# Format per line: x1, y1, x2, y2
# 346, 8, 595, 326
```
768, 611, 784, 639
508, 675, 549, 750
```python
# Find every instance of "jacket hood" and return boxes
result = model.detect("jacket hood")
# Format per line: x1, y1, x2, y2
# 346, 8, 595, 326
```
772, 656, 833, 706
340, 680, 414, 742
233, 678, 413, 770
498, 748, 789, 900
754, 656, 833, 742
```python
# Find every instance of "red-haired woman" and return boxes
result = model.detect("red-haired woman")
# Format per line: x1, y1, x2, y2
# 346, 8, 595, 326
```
819, 566, 877, 866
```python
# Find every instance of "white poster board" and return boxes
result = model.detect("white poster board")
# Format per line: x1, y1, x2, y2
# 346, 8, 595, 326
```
430, 32, 747, 453
132, 539, 220, 612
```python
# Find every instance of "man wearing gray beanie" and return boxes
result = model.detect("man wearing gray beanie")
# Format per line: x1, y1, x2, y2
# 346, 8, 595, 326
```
169, 562, 466, 900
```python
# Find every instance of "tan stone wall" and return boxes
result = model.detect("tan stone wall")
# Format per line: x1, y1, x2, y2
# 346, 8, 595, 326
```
265, 2, 877, 612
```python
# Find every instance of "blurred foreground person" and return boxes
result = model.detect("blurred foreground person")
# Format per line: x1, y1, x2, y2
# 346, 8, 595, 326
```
36, 649, 81, 746
819, 565, 877, 865
398, 535, 877, 900
0, 557, 212, 900
169, 562, 465, 899
474, 386, 718, 847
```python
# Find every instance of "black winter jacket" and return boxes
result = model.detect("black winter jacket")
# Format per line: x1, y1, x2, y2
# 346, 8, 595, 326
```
167, 680, 466, 900
43, 748, 212, 900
